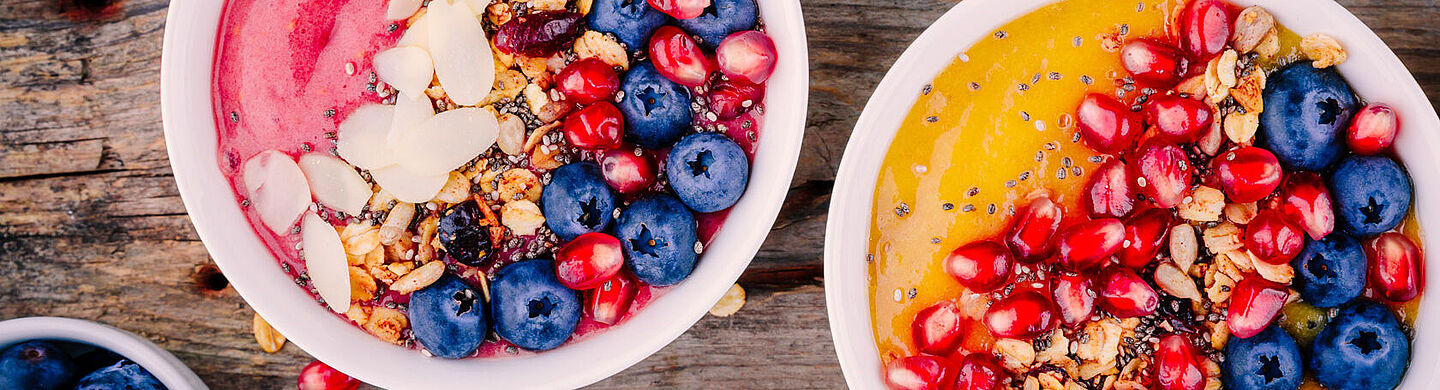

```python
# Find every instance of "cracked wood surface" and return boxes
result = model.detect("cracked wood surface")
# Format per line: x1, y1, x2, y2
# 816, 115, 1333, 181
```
2, 0, 1438, 388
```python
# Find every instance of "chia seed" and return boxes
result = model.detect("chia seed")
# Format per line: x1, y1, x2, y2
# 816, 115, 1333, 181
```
925, 116, 938, 123
969, 82, 981, 91
324, 108, 336, 118
942, 203, 954, 211
967, 187, 979, 197
987, 204, 997, 215
922, 84, 932, 95
1006, 180, 1017, 188
1081, 75, 1094, 85
1020, 111, 1031, 121
230, 111, 239, 123
994, 31, 1007, 39
963, 204, 976, 213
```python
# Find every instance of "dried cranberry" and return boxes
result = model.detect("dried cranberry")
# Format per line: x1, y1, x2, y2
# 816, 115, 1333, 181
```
494, 11, 583, 57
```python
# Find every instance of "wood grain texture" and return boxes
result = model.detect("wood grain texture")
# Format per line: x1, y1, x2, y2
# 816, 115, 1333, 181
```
1, 0, 1437, 388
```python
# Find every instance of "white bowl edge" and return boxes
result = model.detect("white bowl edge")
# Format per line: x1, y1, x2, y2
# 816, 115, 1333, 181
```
0, 317, 209, 389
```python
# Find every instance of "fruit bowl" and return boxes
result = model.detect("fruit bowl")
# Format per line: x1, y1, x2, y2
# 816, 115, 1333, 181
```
159, 1, 808, 388
823, 0, 1440, 388
0, 317, 208, 389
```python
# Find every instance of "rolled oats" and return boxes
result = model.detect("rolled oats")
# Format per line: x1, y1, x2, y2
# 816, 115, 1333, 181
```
1039, 372, 1066, 390
379, 202, 416, 246
1231, 70, 1267, 114
350, 265, 377, 302
1202, 222, 1244, 254
574, 31, 630, 70
345, 305, 370, 325
1170, 224, 1199, 271
364, 307, 409, 345
1230, 7, 1276, 53
709, 283, 747, 317
497, 113, 526, 155
1176, 76, 1207, 99
1206, 270, 1235, 303
1255, 28, 1281, 60
528, 0, 566, 12
1223, 202, 1259, 224
435, 171, 472, 204
501, 200, 546, 236
481, 69, 527, 106
1223, 111, 1260, 145
1252, 253, 1295, 284
345, 228, 382, 256
531, 139, 566, 169
524, 121, 562, 153
498, 168, 544, 203
485, 1, 512, 26
1210, 320, 1230, 350
1156, 261, 1202, 300
253, 313, 287, 353
1302, 33, 1348, 69
995, 338, 1037, 371
1204, 50, 1239, 104
1178, 186, 1225, 222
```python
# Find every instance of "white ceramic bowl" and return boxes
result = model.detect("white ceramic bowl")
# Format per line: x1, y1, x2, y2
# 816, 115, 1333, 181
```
159, 2, 808, 389
825, 0, 1440, 388
0, 317, 208, 389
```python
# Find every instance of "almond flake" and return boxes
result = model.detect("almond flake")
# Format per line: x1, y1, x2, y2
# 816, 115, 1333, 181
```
252, 313, 287, 353
708, 283, 747, 317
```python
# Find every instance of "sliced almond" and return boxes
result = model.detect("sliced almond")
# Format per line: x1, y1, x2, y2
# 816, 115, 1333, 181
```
298, 153, 372, 216
396, 13, 429, 49
369, 165, 449, 203
301, 212, 352, 313
708, 283, 746, 317
1255, 28, 1281, 60
1155, 262, 1201, 300
391, 260, 445, 294
496, 113, 526, 155
1252, 253, 1295, 284
1197, 101, 1224, 156
1224, 202, 1259, 224
336, 104, 398, 171
392, 107, 498, 177
373, 46, 435, 98
243, 150, 312, 233
427, 0, 496, 106
252, 313, 287, 353
388, 92, 436, 145
385, 0, 422, 20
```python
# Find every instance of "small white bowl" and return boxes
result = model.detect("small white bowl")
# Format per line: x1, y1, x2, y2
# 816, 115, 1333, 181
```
0, 317, 208, 389
824, 0, 1440, 388
160, 2, 807, 389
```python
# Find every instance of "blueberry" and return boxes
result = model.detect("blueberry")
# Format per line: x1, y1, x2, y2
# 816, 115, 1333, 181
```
542, 162, 617, 241
587, 0, 667, 51
617, 194, 698, 286
75, 359, 164, 390
1292, 233, 1367, 308
410, 274, 488, 359
1259, 62, 1359, 171
490, 259, 581, 351
677, 0, 758, 48
666, 132, 750, 213
1224, 326, 1303, 390
618, 63, 693, 149
438, 201, 495, 266
1329, 155, 1412, 237
1310, 300, 1410, 390
0, 341, 75, 390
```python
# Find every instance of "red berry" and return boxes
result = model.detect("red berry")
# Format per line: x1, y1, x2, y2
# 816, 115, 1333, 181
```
1076, 94, 1144, 154
600, 148, 657, 194
943, 241, 1014, 292
884, 355, 953, 390
555, 232, 625, 290
1118, 208, 1174, 269
1121, 39, 1187, 87
912, 300, 965, 356
586, 272, 639, 325
1155, 335, 1207, 390
1131, 142, 1193, 209
1145, 95, 1212, 143
563, 102, 625, 150
1245, 210, 1305, 265
649, 25, 716, 87
1366, 232, 1424, 302
706, 78, 765, 120
493, 11, 583, 57
297, 361, 360, 390
1179, 0, 1233, 60
556, 58, 620, 105
1347, 104, 1400, 155
647, 0, 710, 19
983, 290, 1057, 340
1275, 172, 1334, 240
1006, 194, 1064, 262
717, 31, 778, 84
1052, 272, 1096, 328
1215, 146, 1283, 203
1098, 266, 1160, 318
1226, 277, 1290, 338
953, 354, 1004, 390
1084, 160, 1137, 219
1057, 219, 1126, 272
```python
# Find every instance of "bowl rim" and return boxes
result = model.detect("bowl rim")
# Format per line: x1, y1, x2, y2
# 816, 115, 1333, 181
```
159, 1, 809, 388
0, 317, 209, 389
823, 0, 1440, 388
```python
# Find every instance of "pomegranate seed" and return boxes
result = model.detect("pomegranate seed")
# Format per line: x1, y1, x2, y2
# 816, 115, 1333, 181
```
1098, 266, 1160, 318
586, 272, 639, 325
1245, 210, 1305, 265
563, 102, 625, 150
943, 241, 1014, 292
1275, 172, 1334, 240
983, 290, 1057, 340
706, 78, 765, 120
884, 355, 953, 390
1121, 39, 1187, 87
1131, 142, 1193, 209
717, 31, 779, 84
1084, 160, 1137, 219
556, 58, 620, 105
1118, 208, 1174, 269
1227, 277, 1290, 338
600, 148, 657, 194
297, 361, 360, 390
1179, 0, 1232, 60
953, 354, 1004, 390
1076, 94, 1144, 154
649, 25, 717, 87
1057, 219, 1125, 272
1215, 146, 1283, 203
1155, 335, 1207, 390
554, 232, 625, 290
1347, 104, 1400, 155
1052, 272, 1096, 328
912, 300, 965, 356
493, 11, 583, 57
1366, 232, 1424, 302
1007, 194, 1064, 262
1145, 95, 1212, 143
647, 0, 710, 19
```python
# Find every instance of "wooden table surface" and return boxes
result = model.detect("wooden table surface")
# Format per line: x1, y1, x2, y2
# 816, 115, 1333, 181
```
2, 0, 1438, 388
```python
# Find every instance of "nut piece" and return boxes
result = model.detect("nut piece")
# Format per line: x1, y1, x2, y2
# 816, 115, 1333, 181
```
1169, 224, 1199, 271
1224, 202, 1259, 224
1209, 320, 1230, 350
1204, 50, 1239, 104
1197, 101, 1225, 156
1255, 28, 1281, 60
479, 69, 526, 107
1231, 7, 1276, 53
1156, 261, 1202, 300
995, 338, 1037, 372
1202, 222, 1244, 254
1302, 33, 1348, 68
1178, 186, 1225, 222
518, 56, 552, 88
1252, 253, 1295, 284
574, 31, 630, 70
253, 313, 287, 353
709, 283, 747, 317
1231, 70, 1267, 114
498, 168, 543, 203
364, 307, 410, 345
528, 0, 566, 12
501, 200, 546, 236
1076, 319, 1122, 366
344, 305, 370, 325
1224, 111, 1260, 145
390, 259, 445, 294
1206, 270, 1237, 303
497, 113, 526, 155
